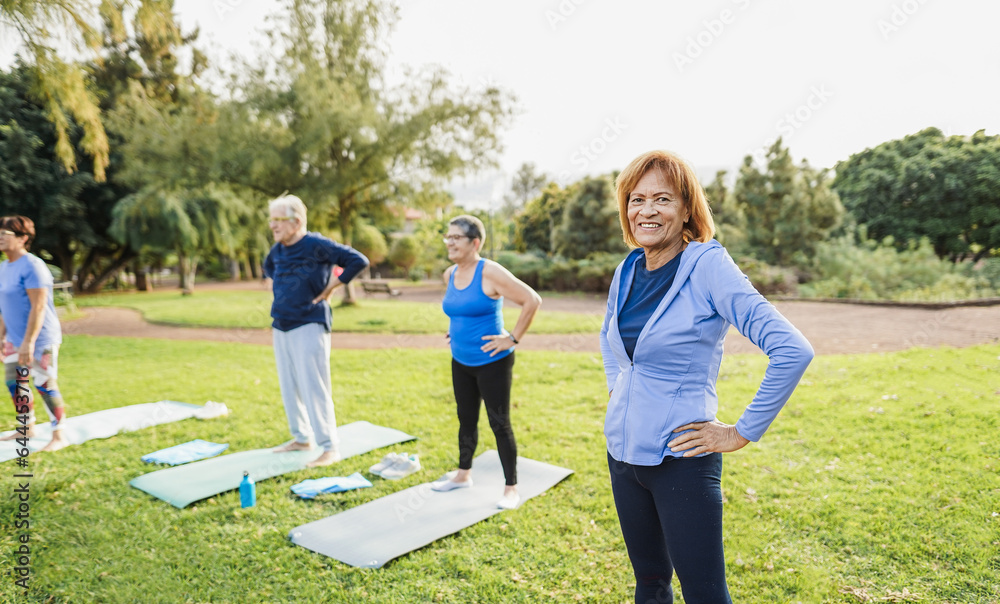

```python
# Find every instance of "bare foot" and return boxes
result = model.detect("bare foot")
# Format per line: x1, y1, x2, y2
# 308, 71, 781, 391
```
40, 433, 69, 452
306, 451, 342, 468
272, 441, 314, 453
1, 426, 35, 441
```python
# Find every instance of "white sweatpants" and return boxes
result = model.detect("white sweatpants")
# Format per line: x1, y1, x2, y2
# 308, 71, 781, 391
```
272, 323, 339, 452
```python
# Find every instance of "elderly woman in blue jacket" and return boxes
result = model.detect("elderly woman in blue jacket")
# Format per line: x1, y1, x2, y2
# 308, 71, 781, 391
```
600, 150, 814, 604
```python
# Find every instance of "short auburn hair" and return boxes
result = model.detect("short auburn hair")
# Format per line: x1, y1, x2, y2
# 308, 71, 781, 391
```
0, 215, 36, 250
614, 150, 715, 248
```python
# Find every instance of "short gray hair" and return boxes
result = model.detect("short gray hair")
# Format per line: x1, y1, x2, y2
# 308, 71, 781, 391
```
449, 215, 485, 246
269, 194, 308, 231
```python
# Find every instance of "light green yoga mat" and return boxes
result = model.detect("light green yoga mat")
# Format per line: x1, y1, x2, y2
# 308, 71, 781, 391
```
130, 421, 416, 508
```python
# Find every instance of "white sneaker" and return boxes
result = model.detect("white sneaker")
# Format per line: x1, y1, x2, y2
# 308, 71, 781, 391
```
369, 452, 405, 475
380, 454, 421, 480
496, 493, 520, 510
431, 475, 473, 492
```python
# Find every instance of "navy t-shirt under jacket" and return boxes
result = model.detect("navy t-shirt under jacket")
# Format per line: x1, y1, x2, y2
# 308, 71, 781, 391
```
264, 232, 368, 332
618, 251, 683, 360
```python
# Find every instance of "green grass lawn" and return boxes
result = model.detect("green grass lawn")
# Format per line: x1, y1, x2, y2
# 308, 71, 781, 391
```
1, 338, 998, 603
75, 290, 604, 334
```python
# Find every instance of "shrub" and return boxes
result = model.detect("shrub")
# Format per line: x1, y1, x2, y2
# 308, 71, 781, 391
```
500, 251, 622, 293
799, 232, 995, 301
734, 257, 799, 296
54, 289, 78, 312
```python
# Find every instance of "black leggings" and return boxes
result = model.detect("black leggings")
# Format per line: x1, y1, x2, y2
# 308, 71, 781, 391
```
451, 353, 517, 486
608, 451, 732, 604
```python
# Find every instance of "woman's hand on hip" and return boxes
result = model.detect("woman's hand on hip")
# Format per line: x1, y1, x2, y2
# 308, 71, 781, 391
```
481, 334, 515, 357
18, 341, 34, 367
667, 420, 750, 457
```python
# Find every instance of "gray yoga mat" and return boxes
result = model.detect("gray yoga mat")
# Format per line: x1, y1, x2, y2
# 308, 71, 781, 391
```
130, 421, 416, 508
288, 450, 573, 568
0, 400, 201, 462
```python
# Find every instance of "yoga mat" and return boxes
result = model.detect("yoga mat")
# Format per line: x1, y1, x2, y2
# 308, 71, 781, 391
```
130, 421, 416, 508
141, 439, 229, 465
0, 400, 202, 462
288, 450, 573, 568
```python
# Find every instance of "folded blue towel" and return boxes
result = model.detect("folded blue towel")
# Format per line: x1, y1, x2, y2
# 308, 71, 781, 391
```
142, 439, 229, 465
291, 473, 373, 499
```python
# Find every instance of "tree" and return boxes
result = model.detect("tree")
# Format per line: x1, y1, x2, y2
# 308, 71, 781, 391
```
501, 162, 547, 216
352, 223, 388, 277
703, 169, 747, 253
833, 128, 1000, 261
0, 1, 177, 181
552, 175, 627, 259
0, 2, 215, 293
110, 185, 247, 292
388, 235, 419, 274
218, 0, 515, 301
733, 139, 844, 267
0, 63, 139, 293
513, 182, 570, 254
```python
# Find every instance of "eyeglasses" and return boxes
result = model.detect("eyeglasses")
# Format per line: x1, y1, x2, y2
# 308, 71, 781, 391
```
268, 217, 295, 224
0, 230, 19, 237
442, 235, 469, 244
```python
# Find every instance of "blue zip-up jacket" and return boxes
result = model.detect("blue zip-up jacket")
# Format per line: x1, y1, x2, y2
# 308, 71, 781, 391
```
600, 240, 814, 465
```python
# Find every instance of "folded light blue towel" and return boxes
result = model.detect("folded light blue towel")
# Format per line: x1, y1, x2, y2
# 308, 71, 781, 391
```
291, 473, 373, 499
142, 440, 229, 465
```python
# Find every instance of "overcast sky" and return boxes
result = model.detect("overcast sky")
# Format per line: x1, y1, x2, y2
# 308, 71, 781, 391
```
5, 0, 999, 205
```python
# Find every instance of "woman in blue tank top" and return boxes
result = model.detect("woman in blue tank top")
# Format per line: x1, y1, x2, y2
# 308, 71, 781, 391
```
435, 215, 542, 510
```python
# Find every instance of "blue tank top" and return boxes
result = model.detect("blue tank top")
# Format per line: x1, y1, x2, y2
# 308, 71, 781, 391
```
442, 259, 511, 367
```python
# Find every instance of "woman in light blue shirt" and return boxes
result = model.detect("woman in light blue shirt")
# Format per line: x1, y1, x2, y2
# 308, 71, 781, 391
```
0, 215, 70, 452
600, 151, 814, 603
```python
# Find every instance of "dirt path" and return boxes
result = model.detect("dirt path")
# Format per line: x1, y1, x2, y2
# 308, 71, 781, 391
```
64, 283, 1000, 355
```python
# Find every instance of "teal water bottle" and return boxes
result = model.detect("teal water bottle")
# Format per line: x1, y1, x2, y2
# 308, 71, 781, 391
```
240, 471, 256, 508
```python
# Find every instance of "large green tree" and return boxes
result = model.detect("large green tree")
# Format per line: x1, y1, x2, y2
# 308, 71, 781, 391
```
0, 62, 140, 293
0, 1, 178, 180
513, 182, 571, 254
733, 139, 844, 267
833, 127, 1000, 262
217, 0, 515, 300
0, 65, 93, 268
552, 175, 626, 259
0, 2, 213, 293
110, 185, 247, 291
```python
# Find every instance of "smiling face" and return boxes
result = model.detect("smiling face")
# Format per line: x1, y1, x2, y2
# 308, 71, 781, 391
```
0, 229, 27, 257
444, 224, 479, 264
268, 210, 302, 246
626, 168, 689, 264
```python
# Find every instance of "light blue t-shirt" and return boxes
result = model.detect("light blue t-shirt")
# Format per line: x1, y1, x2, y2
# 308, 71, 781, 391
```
0, 253, 62, 354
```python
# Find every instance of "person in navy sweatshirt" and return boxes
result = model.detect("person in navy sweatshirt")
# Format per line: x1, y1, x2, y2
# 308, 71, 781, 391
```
600, 151, 814, 603
264, 194, 368, 468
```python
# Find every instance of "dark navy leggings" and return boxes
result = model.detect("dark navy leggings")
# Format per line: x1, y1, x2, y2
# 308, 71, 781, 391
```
608, 451, 732, 604
451, 353, 517, 485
